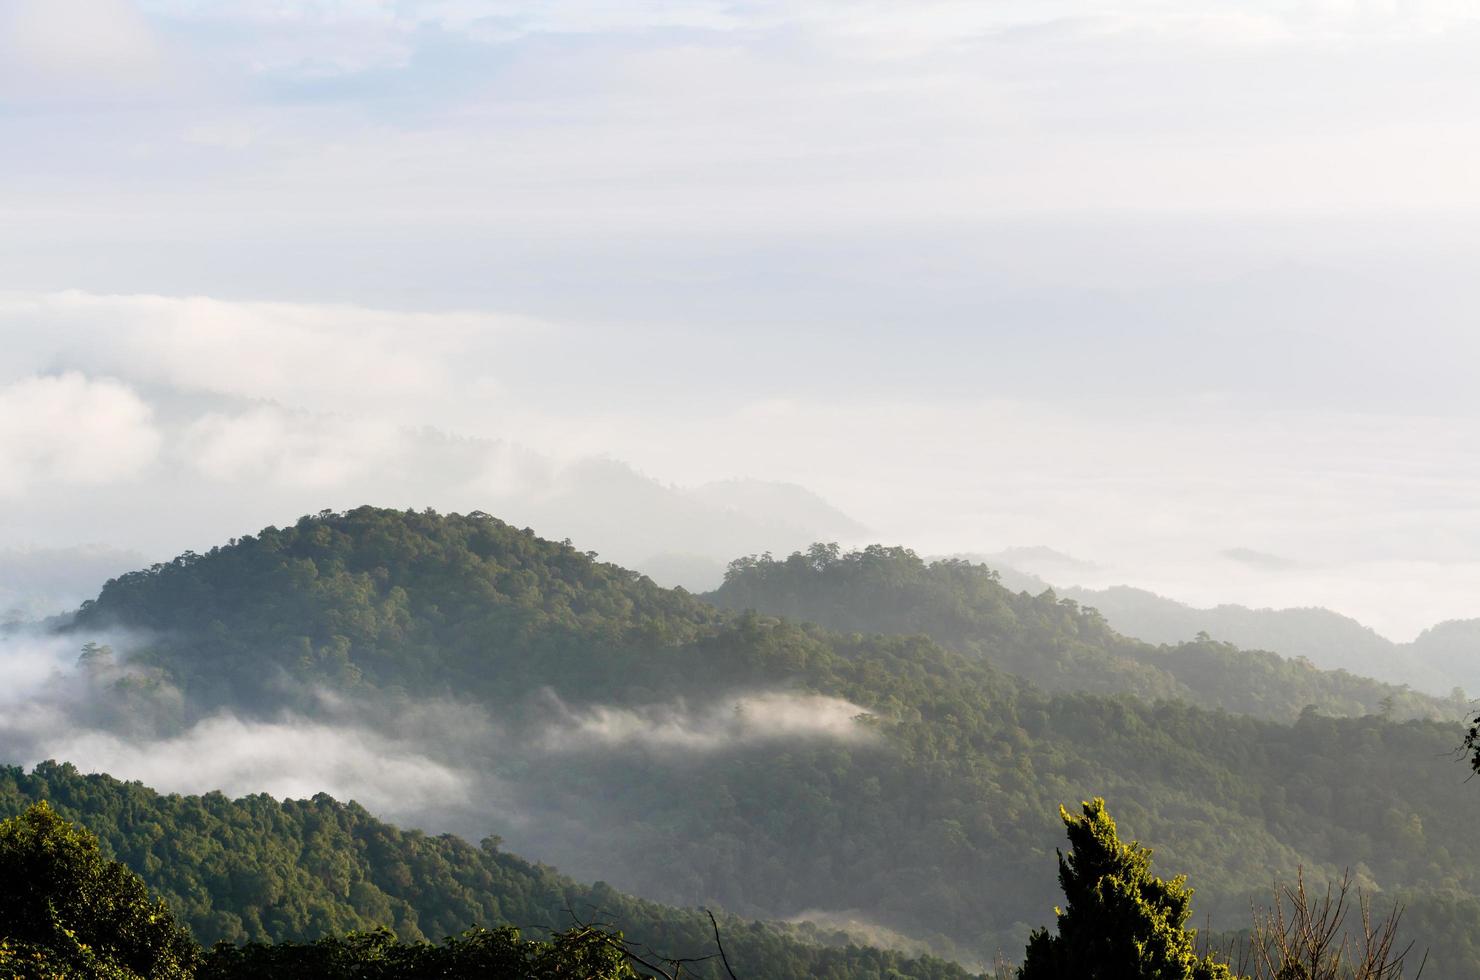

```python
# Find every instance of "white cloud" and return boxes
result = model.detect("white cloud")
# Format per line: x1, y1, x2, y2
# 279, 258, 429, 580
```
9, 0, 1480, 261
0, 373, 161, 496
0, 627, 80, 705
182, 120, 257, 149
0, 291, 539, 423
0, 623, 869, 841
36, 714, 470, 815
182, 406, 407, 488
0, 624, 471, 819
537, 692, 877, 753
130, 1, 1480, 52
0, 0, 167, 101
1, 283, 1479, 641
502, 395, 1480, 641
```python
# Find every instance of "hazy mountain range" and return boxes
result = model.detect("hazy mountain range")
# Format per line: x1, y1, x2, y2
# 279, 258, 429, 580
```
964, 550, 1479, 698
0, 392, 864, 617
7, 508, 1480, 976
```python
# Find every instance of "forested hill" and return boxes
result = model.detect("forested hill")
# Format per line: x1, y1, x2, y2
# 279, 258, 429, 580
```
1043, 584, 1480, 700
45, 508, 1480, 975
707, 544, 1463, 722
75, 507, 724, 710
0, 762, 976, 980
75, 508, 1454, 723
950, 558, 1480, 699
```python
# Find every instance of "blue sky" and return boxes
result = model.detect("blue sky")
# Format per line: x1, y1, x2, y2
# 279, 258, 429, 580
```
4, 0, 1480, 636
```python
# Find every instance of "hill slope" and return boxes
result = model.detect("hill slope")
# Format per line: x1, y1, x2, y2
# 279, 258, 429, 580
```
35, 509, 1480, 976
708, 544, 1462, 722
1067, 586, 1480, 699
977, 559, 1479, 698
0, 762, 976, 980
75, 507, 722, 711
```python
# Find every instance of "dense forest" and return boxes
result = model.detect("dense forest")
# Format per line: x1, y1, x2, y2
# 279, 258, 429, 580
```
3, 508, 1473, 975
982, 565, 1480, 699
0, 764, 970, 979
708, 544, 1465, 721
1, 769, 1447, 980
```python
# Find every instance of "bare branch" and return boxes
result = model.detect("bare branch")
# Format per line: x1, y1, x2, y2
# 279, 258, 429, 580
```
1245, 867, 1426, 980
702, 908, 740, 980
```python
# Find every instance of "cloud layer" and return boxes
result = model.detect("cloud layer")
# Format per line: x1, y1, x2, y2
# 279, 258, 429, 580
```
0, 373, 160, 496
4, 282, 1480, 638
41, 714, 471, 818
5, 3, 1480, 643
0, 622, 876, 846
0, 291, 534, 423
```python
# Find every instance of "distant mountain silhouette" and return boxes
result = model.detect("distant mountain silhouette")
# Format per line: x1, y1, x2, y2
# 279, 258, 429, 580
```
963, 553, 1476, 697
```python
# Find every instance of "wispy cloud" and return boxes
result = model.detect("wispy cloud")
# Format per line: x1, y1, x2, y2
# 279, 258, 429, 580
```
0, 373, 161, 496
5, 3, 1480, 647
0, 291, 538, 422
0, 622, 878, 845
40, 714, 472, 817
5, 281, 1480, 638
535, 691, 877, 754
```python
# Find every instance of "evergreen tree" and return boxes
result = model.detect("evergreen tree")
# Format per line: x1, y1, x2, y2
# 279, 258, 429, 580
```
1019, 798, 1236, 980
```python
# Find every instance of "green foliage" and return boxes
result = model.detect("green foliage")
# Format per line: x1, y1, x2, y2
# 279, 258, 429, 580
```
44, 511, 1480, 976
710, 545, 1460, 722
0, 936, 141, 980
197, 925, 638, 980
0, 802, 198, 980
75, 507, 718, 710
0, 765, 977, 980
1019, 799, 1234, 980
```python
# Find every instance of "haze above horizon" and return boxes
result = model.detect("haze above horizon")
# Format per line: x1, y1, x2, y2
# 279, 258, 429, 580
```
4, 0, 1480, 639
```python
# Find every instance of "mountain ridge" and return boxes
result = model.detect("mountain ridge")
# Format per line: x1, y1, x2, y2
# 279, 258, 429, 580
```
976, 558, 1477, 697
708, 544, 1465, 723
14, 507, 1480, 975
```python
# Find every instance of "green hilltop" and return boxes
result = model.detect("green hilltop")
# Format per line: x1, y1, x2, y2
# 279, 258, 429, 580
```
708, 543, 1464, 721
31, 507, 1480, 976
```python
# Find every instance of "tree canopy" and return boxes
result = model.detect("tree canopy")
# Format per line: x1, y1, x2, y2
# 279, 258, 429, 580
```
1020, 798, 1234, 980
0, 764, 975, 980
35, 509, 1479, 975
0, 802, 198, 980
709, 545, 1463, 723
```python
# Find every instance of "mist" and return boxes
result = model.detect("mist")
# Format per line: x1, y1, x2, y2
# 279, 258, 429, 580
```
8, 3, 1480, 977
0, 628, 493, 832
535, 691, 877, 754
34, 715, 471, 822
0, 623, 879, 854
5, 0, 1480, 642
7, 279, 1480, 640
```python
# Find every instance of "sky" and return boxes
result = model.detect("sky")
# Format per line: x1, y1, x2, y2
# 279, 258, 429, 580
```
4, 0, 1480, 638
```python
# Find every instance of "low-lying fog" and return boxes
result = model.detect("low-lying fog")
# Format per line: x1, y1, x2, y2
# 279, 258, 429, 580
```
0, 626, 875, 856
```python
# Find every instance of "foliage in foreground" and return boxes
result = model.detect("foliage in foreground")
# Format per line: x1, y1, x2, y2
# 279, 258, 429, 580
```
1019, 797, 1234, 980
0, 802, 640, 980
1238, 870, 1424, 980
198, 926, 640, 979
0, 801, 198, 980
0, 771, 977, 980
0, 790, 1437, 980
1019, 799, 1427, 980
